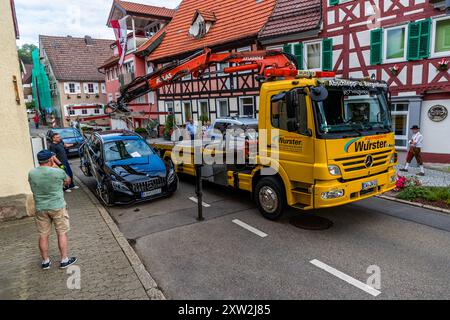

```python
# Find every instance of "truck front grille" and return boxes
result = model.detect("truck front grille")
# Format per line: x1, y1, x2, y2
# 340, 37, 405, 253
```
335, 150, 391, 172
131, 177, 166, 193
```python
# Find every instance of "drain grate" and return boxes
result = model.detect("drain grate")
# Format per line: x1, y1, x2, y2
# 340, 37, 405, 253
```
289, 214, 333, 230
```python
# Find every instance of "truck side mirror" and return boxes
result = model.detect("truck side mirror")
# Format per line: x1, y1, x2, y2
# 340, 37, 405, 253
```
310, 86, 328, 102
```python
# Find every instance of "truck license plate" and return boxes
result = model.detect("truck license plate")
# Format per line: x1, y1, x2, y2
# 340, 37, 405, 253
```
362, 180, 378, 190
141, 189, 162, 198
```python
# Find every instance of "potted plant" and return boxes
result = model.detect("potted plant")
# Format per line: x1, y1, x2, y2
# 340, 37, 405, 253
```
164, 115, 175, 140
389, 64, 399, 76
199, 114, 209, 125
437, 58, 449, 72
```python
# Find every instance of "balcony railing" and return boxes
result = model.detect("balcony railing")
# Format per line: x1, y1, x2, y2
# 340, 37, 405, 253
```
119, 72, 135, 88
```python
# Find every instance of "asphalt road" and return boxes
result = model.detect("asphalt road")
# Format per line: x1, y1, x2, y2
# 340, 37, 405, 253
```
71, 159, 450, 300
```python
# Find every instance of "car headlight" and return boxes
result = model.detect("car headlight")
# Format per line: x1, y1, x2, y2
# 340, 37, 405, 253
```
390, 152, 398, 164
328, 165, 341, 176
167, 168, 176, 184
111, 181, 130, 192
321, 189, 345, 199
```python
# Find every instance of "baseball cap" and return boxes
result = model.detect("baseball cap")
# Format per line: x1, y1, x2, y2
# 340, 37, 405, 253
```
37, 150, 55, 162
410, 125, 420, 130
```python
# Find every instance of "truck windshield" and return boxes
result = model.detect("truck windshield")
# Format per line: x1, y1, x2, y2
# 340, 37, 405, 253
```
314, 88, 391, 138
104, 139, 154, 162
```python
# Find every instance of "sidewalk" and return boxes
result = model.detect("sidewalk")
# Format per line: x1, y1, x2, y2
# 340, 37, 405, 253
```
0, 183, 150, 300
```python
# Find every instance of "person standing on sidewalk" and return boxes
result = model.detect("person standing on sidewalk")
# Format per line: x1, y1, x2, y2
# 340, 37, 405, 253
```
400, 125, 425, 176
49, 132, 79, 192
33, 113, 39, 129
28, 150, 77, 270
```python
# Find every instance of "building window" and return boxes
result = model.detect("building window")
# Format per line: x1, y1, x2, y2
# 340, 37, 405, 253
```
217, 99, 229, 118
384, 25, 407, 62
391, 103, 409, 149
165, 101, 174, 114
69, 83, 76, 93
69, 109, 75, 115
82, 109, 88, 115
88, 83, 94, 93
432, 17, 450, 57
94, 108, 100, 114
304, 41, 322, 70
183, 101, 192, 123
239, 97, 254, 117
199, 100, 209, 119
124, 61, 135, 74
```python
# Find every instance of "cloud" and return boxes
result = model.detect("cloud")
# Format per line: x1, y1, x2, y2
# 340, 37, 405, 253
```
15, 0, 181, 46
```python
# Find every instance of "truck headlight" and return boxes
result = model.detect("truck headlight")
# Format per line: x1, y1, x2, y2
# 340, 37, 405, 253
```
321, 189, 345, 199
328, 165, 341, 176
111, 181, 130, 192
390, 153, 398, 164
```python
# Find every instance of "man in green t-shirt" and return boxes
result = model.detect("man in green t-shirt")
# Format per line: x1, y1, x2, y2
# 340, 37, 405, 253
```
28, 150, 77, 270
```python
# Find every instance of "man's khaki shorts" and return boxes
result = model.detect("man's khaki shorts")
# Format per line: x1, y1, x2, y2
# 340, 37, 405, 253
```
35, 208, 70, 236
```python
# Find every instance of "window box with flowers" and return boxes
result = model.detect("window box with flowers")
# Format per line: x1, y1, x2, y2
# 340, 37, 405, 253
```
389, 64, 400, 76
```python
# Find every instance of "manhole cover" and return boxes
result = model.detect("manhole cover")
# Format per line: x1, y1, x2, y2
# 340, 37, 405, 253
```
289, 215, 333, 230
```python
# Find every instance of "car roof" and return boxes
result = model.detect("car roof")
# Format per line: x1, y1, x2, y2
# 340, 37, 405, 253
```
95, 130, 141, 142
214, 117, 258, 125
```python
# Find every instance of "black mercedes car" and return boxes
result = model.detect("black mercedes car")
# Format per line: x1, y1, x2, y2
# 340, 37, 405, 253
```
80, 130, 178, 205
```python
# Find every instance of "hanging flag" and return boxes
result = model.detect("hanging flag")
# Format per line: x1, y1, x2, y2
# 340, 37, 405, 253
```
111, 16, 128, 66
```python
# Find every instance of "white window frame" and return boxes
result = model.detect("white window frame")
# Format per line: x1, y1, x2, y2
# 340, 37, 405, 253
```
303, 40, 322, 71
431, 15, 450, 58
123, 60, 135, 74
391, 102, 410, 151
182, 101, 193, 123
69, 83, 76, 94
216, 98, 229, 118
198, 99, 209, 118
239, 96, 255, 118
87, 83, 95, 94
165, 101, 174, 114
383, 24, 408, 64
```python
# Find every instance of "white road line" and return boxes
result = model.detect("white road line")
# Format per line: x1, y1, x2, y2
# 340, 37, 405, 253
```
232, 219, 268, 238
189, 197, 211, 207
310, 259, 381, 297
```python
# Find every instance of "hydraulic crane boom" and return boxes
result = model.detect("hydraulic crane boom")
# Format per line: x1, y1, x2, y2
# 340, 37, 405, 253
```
107, 48, 299, 113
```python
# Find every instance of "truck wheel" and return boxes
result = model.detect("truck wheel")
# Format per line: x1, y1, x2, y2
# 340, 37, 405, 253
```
254, 177, 286, 220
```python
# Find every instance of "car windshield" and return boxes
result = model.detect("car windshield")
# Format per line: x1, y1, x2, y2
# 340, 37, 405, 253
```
314, 86, 391, 138
53, 129, 80, 139
104, 139, 154, 162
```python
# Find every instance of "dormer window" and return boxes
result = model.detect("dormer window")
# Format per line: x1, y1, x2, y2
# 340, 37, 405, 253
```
189, 10, 216, 39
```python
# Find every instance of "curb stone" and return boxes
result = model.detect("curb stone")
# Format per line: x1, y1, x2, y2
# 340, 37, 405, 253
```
74, 176, 166, 300
377, 194, 450, 215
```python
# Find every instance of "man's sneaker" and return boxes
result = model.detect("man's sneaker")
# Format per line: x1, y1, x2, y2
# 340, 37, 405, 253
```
70, 186, 79, 190
60, 257, 77, 269
64, 189, 72, 193
399, 168, 408, 172
417, 172, 425, 176
42, 260, 51, 270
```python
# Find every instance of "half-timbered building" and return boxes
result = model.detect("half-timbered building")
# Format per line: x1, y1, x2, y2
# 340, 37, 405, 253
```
260, 0, 450, 162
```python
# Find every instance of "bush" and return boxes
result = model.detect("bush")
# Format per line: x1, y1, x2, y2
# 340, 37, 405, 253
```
164, 115, 175, 137
395, 175, 421, 191
397, 186, 450, 203
134, 127, 147, 134
199, 114, 209, 124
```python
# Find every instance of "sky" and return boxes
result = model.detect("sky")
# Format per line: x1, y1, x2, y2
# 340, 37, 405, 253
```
15, 0, 181, 47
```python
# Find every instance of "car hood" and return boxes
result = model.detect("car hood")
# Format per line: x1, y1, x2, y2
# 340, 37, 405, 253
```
107, 154, 166, 181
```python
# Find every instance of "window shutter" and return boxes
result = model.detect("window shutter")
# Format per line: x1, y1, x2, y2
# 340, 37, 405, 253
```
283, 43, 292, 54
407, 22, 420, 61
329, 0, 339, 6
370, 29, 383, 65
94, 83, 99, 94
76, 83, 81, 94
64, 83, 69, 94
419, 18, 431, 59
101, 83, 106, 94
322, 38, 333, 71
293, 42, 303, 70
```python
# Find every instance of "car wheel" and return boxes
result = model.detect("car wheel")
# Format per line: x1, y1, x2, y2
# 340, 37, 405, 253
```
254, 177, 286, 220
98, 181, 113, 206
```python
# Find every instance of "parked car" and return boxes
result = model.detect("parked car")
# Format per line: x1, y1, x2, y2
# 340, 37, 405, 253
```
80, 130, 178, 206
205, 117, 259, 141
46, 127, 84, 157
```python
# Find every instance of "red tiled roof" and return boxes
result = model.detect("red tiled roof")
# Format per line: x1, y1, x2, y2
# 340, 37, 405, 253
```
99, 55, 120, 70
259, 0, 321, 40
148, 0, 277, 62
196, 10, 216, 23
116, 0, 176, 18
40, 35, 114, 82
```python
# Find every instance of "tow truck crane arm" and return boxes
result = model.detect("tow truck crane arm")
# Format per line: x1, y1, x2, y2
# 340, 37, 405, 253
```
107, 48, 298, 113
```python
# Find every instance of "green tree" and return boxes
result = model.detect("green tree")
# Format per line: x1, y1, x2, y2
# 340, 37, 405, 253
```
18, 44, 38, 65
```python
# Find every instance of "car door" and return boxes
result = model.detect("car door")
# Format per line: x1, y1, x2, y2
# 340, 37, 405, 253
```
86, 135, 103, 183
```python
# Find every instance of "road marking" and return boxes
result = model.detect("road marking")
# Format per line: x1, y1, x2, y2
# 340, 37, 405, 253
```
232, 219, 267, 238
310, 259, 381, 297
189, 197, 211, 207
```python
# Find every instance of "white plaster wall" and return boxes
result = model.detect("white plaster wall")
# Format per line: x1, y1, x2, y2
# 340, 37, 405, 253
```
420, 100, 450, 155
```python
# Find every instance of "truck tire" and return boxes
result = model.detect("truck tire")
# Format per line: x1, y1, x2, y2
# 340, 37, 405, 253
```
254, 177, 286, 220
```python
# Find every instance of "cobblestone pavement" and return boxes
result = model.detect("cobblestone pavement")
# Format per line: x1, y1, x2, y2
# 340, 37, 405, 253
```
394, 165, 450, 187
0, 185, 149, 300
